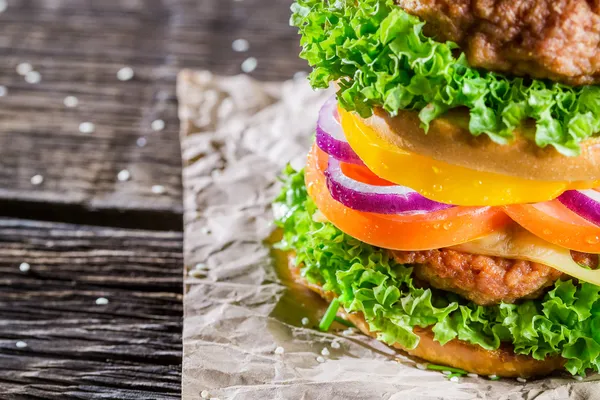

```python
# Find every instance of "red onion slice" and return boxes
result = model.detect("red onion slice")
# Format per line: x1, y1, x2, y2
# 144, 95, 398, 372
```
558, 190, 600, 227
324, 153, 454, 215
316, 96, 364, 165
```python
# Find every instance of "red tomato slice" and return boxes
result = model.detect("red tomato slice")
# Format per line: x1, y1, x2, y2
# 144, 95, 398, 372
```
505, 201, 600, 253
307, 144, 511, 251
340, 162, 394, 186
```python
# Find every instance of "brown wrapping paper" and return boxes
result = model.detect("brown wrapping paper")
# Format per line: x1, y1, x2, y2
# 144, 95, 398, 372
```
177, 69, 600, 399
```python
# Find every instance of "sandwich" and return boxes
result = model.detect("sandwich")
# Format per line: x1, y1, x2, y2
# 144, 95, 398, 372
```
274, 0, 600, 378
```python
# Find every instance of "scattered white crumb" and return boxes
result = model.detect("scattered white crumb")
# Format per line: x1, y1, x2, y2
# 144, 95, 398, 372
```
0, 85, 7, 97
342, 328, 354, 336
201, 227, 211, 235
321, 348, 330, 356
467, 373, 479, 378
136, 137, 147, 147
416, 363, 427, 370
516, 377, 527, 383
151, 185, 166, 195
25, 71, 41, 84
294, 71, 308, 80
95, 297, 109, 305
63, 96, 79, 108
442, 371, 451, 376
117, 66, 134, 81
30, 175, 44, 185
450, 376, 459, 383
200, 391, 210, 399
16, 63, 32, 76
16, 341, 27, 348
231, 38, 249, 52
488, 374, 498, 380
331, 341, 340, 349
19, 262, 30, 272
301, 317, 310, 326
0, 0, 7, 13
274, 346, 284, 355
151, 119, 165, 132
117, 169, 131, 182
574, 376, 584, 381
209, 398, 220, 400
316, 356, 325, 363
241, 57, 257, 73
194, 263, 207, 270
79, 122, 95, 133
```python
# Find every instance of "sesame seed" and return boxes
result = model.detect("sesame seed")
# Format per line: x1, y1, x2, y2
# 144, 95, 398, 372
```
188, 269, 205, 278
24, 71, 41, 84
274, 346, 284, 355
16, 63, 32, 76
117, 169, 131, 182
241, 57, 258, 73
200, 391, 210, 399
316, 356, 325, 363
63, 96, 79, 108
331, 341, 340, 349
117, 67, 134, 81
442, 371, 451, 376
19, 262, 30, 272
95, 297, 109, 305
416, 363, 427, 370
321, 348, 330, 356
516, 377, 527, 383
0, 0, 7, 12
467, 373, 479, 378
231, 38, 249, 52
151, 119, 165, 132
30, 175, 44, 185
136, 137, 147, 147
151, 185, 166, 195
0, 85, 7, 97
301, 317, 310, 326
450, 376, 459, 383
16, 341, 27, 348
79, 122, 95, 134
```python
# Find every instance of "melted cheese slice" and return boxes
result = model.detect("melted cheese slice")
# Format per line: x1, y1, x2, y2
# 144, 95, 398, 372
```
450, 226, 600, 287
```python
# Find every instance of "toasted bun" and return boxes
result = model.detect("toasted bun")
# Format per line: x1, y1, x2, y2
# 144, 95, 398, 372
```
289, 256, 565, 378
361, 108, 600, 182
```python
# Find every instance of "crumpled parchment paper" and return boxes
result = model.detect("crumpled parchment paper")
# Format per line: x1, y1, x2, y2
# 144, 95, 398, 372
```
177, 69, 600, 400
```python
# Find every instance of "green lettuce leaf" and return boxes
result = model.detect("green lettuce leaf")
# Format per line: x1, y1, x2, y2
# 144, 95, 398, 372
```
274, 166, 600, 375
291, 0, 600, 156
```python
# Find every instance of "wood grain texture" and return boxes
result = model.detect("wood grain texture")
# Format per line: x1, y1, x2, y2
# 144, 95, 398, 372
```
0, 0, 305, 227
0, 218, 183, 399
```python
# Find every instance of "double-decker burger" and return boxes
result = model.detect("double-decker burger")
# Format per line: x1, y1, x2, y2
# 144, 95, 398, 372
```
274, 0, 600, 378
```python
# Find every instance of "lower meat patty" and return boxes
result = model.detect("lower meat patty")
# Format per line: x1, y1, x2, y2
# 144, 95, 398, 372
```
392, 249, 597, 306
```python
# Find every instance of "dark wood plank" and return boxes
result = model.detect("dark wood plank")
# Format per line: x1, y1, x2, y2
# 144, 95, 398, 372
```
0, 0, 305, 227
0, 218, 183, 399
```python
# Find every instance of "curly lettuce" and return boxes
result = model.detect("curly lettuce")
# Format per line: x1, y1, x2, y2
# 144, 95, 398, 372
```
291, 0, 600, 156
275, 166, 600, 375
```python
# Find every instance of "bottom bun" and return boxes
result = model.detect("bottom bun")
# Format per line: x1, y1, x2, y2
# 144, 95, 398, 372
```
289, 255, 565, 378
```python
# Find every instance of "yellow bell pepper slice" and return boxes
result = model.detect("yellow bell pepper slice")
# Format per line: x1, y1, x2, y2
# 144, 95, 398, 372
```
338, 108, 600, 206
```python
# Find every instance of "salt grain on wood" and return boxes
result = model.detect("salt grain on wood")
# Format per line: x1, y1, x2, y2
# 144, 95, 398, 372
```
19, 262, 30, 272
117, 170, 131, 182
79, 122, 95, 134
241, 57, 257, 73
25, 71, 41, 84
30, 175, 44, 185
95, 297, 109, 305
64, 96, 79, 108
16, 341, 27, 348
16, 63, 32, 76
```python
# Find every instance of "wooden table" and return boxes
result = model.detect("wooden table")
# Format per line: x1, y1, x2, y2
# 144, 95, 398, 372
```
0, 1, 306, 398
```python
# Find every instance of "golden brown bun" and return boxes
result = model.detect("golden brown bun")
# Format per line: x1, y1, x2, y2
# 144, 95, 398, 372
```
361, 108, 600, 182
289, 256, 565, 378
